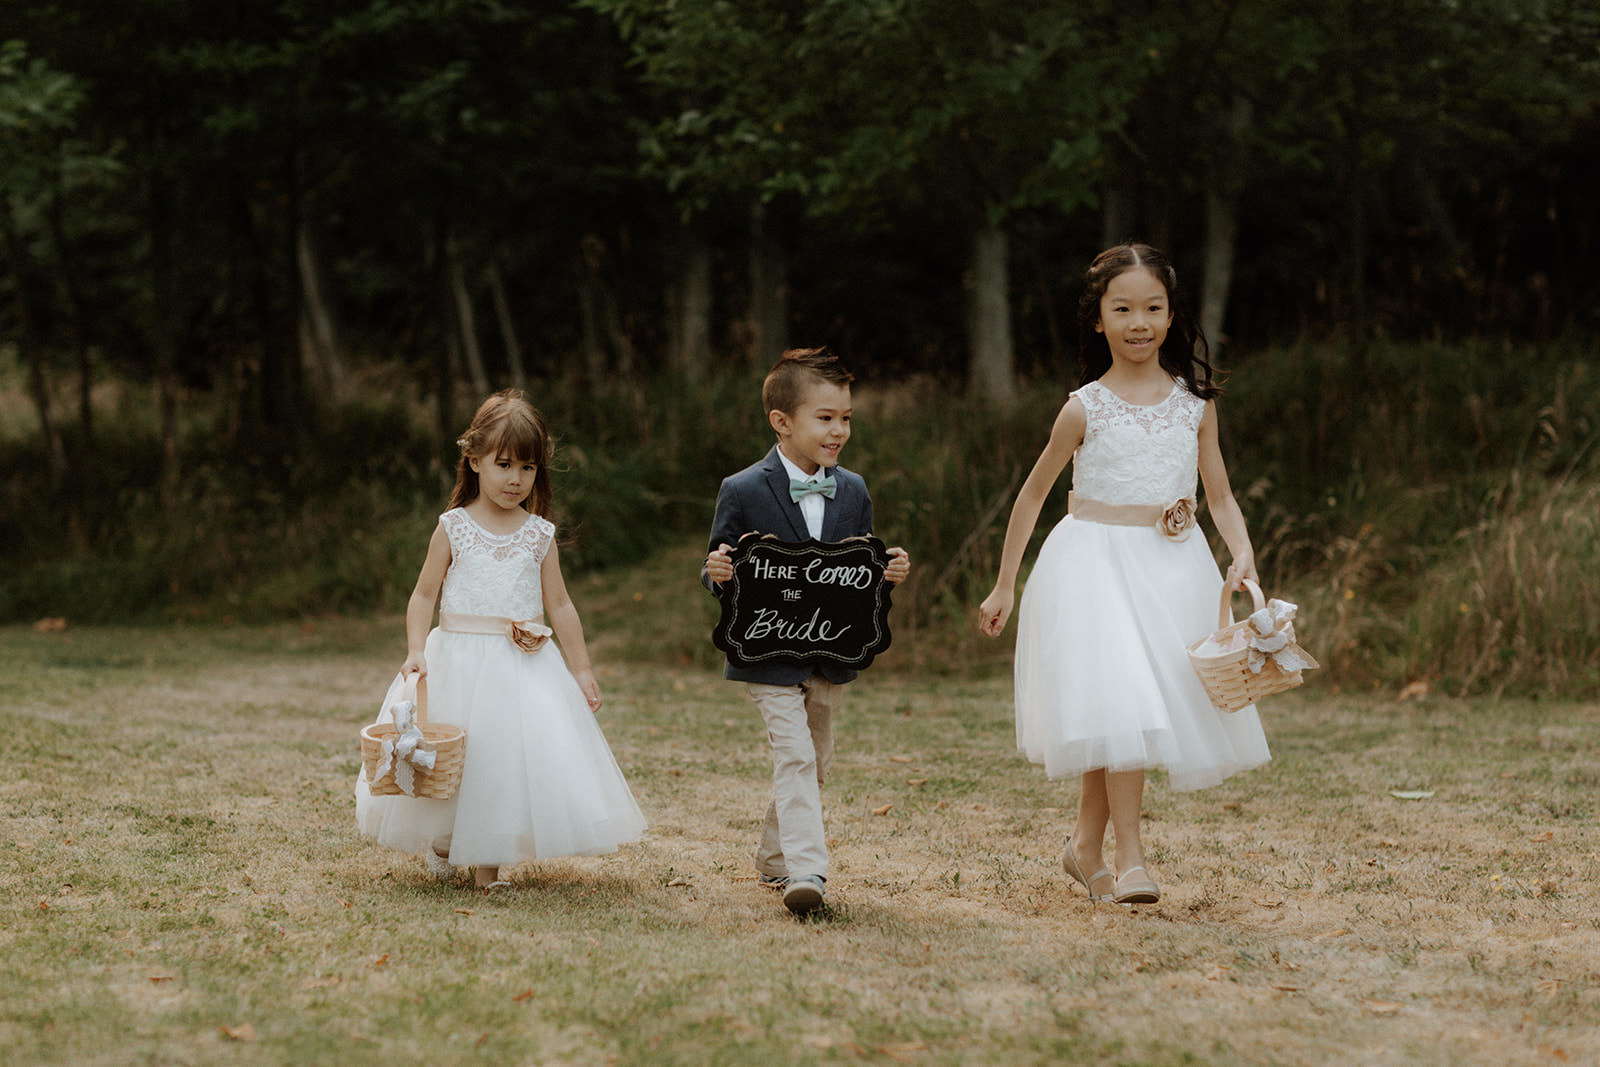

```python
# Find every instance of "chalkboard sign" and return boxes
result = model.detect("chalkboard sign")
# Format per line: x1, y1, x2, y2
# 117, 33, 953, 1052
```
712, 536, 894, 670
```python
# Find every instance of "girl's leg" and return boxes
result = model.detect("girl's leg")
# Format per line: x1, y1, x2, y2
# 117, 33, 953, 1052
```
1071, 769, 1111, 873
1106, 769, 1147, 874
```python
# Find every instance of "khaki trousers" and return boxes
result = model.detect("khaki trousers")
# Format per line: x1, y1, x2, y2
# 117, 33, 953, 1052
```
746, 672, 843, 881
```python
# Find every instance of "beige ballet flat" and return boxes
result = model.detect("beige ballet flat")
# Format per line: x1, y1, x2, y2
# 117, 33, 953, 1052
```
1113, 866, 1161, 905
1061, 836, 1115, 902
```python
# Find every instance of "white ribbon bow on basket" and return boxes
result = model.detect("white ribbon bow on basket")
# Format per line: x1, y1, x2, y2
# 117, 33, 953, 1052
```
1244, 599, 1317, 675
373, 692, 437, 796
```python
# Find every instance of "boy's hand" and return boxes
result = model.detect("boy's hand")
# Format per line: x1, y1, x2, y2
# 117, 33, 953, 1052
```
706, 543, 735, 584
884, 546, 910, 584
574, 668, 602, 713
977, 587, 1014, 637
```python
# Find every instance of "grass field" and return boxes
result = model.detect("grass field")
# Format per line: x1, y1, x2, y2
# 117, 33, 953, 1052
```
4, 547, 1599, 1065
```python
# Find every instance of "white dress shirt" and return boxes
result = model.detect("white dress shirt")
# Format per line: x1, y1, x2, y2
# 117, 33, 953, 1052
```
776, 448, 828, 540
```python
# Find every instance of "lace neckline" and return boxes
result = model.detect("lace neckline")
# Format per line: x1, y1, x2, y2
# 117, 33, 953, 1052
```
1093, 378, 1181, 409
456, 507, 538, 540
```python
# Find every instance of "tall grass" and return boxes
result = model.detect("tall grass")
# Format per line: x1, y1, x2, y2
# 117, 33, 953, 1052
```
2, 337, 1595, 694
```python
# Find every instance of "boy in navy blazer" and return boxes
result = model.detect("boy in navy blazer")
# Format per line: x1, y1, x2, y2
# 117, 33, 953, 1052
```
703, 347, 910, 915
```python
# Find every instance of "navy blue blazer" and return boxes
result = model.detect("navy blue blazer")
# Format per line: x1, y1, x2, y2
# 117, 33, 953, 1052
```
702, 445, 875, 685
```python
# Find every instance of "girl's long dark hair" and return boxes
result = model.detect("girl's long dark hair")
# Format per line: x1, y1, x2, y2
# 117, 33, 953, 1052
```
448, 389, 554, 517
1076, 243, 1221, 400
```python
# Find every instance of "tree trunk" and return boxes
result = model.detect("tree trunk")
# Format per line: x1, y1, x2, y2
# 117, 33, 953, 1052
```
47, 164, 92, 445
1100, 185, 1132, 250
747, 201, 788, 364
3, 213, 68, 486
425, 220, 455, 459
147, 181, 180, 507
486, 257, 527, 386
965, 221, 1017, 405
447, 230, 491, 397
675, 224, 713, 375
296, 215, 346, 401
578, 235, 609, 384
1200, 96, 1254, 358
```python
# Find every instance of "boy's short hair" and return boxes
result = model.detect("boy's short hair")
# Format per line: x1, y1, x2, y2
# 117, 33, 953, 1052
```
762, 347, 854, 416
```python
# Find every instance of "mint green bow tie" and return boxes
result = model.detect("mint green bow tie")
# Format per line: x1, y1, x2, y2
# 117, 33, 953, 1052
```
789, 474, 837, 503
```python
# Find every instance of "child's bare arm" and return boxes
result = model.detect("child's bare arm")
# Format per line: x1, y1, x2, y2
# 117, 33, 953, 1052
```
402, 523, 451, 676
979, 399, 1086, 635
542, 541, 602, 712
1197, 401, 1257, 589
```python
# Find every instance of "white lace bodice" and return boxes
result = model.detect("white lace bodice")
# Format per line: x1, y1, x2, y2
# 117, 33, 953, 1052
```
438, 508, 555, 619
1071, 379, 1206, 506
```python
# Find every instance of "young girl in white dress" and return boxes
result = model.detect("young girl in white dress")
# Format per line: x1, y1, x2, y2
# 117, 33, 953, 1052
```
978, 244, 1270, 905
355, 390, 645, 888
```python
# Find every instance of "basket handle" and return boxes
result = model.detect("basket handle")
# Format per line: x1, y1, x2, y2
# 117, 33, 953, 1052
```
399, 670, 430, 723
1218, 577, 1267, 630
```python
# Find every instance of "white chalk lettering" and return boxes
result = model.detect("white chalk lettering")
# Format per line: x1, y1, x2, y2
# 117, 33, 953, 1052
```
803, 558, 876, 589
751, 557, 798, 580
744, 607, 852, 643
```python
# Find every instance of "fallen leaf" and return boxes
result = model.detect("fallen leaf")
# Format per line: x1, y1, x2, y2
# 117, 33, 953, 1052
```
37, 900, 49, 911
1397, 679, 1430, 701
218, 1024, 256, 1042
1254, 898, 1284, 908
1311, 928, 1350, 942
512, 989, 536, 1002
972, 804, 987, 812
1365, 1000, 1402, 1016
1271, 984, 1302, 992
888, 755, 914, 764
1389, 790, 1435, 800
148, 975, 174, 983
666, 876, 691, 887
1204, 964, 1232, 981
454, 908, 476, 915
907, 778, 927, 786
1530, 831, 1554, 843
1221, 802, 1241, 811
475, 1032, 489, 1048
32, 616, 68, 633
871, 804, 894, 816
878, 1042, 929, 1061
371, 954, 388, 968
1536, 979, 1563, 996
1380, 838, 1400, 848
299, 976, 340, 990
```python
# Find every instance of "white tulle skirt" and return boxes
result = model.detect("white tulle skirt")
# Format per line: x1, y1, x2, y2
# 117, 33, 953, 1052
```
354, 629, 646, 866
1014, 515, 1271, 791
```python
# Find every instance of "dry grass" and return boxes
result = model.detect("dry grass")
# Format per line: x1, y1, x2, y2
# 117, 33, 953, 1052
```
4, 560, 1599, 1064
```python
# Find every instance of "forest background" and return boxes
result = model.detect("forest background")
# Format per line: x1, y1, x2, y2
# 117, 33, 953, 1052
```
2, 0, 1598, 697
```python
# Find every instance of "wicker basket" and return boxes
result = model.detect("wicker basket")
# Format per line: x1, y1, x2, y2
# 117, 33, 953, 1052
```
360, 673, 466, 798
1187, 578, 1319, 712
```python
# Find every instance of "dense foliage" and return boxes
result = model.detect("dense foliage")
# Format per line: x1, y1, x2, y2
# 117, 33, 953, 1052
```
2, 2, 1598, 693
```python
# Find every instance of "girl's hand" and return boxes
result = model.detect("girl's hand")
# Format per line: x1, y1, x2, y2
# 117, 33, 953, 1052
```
884, 546, 910, 584
1224, 552, 1259, 592
575, 669, 602, 714
401, 653, 427, 678
978, 587, 1014, 637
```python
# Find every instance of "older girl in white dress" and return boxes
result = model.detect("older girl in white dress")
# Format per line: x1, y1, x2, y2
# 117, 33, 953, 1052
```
355, 390, 645, 888
979, 244, 1269, 905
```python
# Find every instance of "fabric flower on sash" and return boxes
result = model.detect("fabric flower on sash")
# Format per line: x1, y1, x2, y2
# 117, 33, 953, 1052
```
1245, 599, 1316, 675
373, 696, 437, 796
1159, 497, 1197, 540
507, 619, 552, 653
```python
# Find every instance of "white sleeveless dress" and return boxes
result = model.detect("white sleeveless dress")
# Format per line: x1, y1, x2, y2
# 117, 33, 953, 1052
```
1013, 379, 1271, 791
354, 508, 646, 865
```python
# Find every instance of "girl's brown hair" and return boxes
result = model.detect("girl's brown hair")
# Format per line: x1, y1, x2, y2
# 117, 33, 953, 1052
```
447, 389, 554, 516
